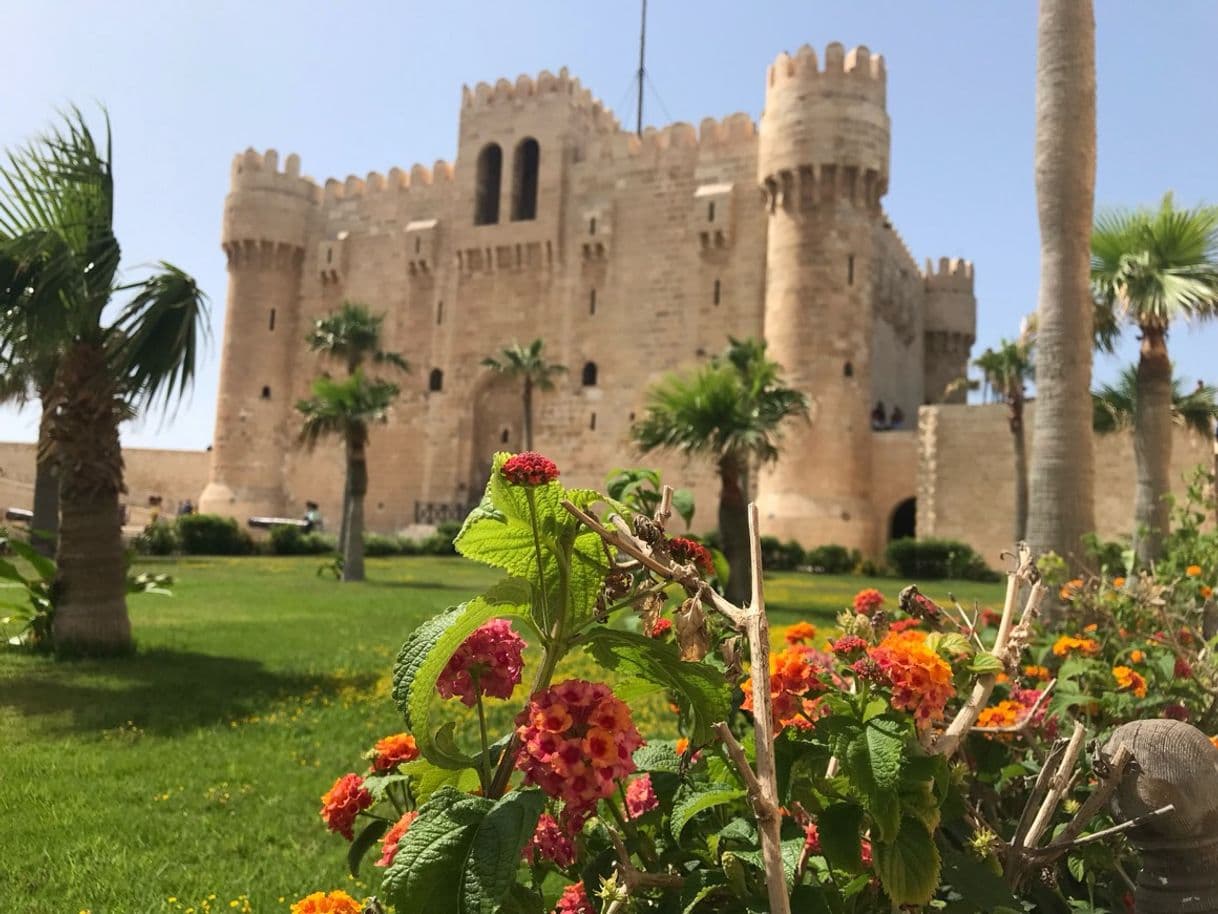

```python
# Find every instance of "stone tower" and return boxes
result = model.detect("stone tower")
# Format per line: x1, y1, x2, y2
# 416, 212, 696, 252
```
922, 257, 977, 404
755, 44, 890, 551
198, 149, 317, 518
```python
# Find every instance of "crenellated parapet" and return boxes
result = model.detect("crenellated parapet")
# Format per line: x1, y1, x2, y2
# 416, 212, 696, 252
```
922, 257, 977, 404
758, 43, 890, 217
923, 256, 975, 292
461, 67, 620, 134
223, 148, 319, 270
319, 159, 455, 203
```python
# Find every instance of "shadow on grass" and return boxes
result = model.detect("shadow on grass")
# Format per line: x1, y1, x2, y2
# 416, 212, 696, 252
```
359, 578, 469, 592
0, 648, 377, 737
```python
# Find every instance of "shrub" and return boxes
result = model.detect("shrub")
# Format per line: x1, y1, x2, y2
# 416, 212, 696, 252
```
269, 524, 334, 556
420, 520, 461, 556
1082, 532, 1129, 576
363, 532, 401, 557
133, 522, 178, 556
805, 543, 857, 574
175, 514, 253, 556
760, 536, 805, 571
885, 536, 998, 581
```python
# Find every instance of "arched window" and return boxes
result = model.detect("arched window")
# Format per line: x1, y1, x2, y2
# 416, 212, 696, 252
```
581, 362, 598, 387
511, 138, 540, 221
889, 498, 916, 542
429, 369, 444, 392
260, 385, 271, 400
500, 428, 510, 444
474, 144, 502, 225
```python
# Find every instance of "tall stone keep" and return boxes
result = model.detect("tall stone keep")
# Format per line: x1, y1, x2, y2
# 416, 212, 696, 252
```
922, 257, 977, 404
198, 149, 318, 518
755, 44, 890, 551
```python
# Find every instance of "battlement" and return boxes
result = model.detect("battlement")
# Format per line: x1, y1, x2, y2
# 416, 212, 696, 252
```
229, 148, 322, 202
587, 113, 756, 164
922, 257, 975, 292
460, 66, 620, 133
766, 43, 886, 91
320, 160, 455, 203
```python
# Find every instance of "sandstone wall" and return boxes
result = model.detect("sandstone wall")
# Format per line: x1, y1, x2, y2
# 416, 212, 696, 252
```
918, 403, 1215, 568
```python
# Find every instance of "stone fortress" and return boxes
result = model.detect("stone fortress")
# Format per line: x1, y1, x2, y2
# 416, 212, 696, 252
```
197, 40, 981, 557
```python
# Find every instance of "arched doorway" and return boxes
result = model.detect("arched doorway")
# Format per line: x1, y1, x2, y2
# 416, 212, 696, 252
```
469, 376, 519, 492
889, 497, 916, 542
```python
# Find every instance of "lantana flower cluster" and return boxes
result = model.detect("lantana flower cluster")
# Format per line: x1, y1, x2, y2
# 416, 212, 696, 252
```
668, 537, 715, 575
501, 452, 560, 486
525, 813, 576, 867
436, 619, 527, 706
853, 588, 884, 616
1112, 665, 1148, 698
1052, 634, 1100, 657
376, 810, 419, 868
369, 732, 419, 772
290, 891, 363, 914
515, 679, 644, 831
867, 629, 955, 728
743, 645, 827, 732
319, 773, 372, 840
554, 882, 593, 914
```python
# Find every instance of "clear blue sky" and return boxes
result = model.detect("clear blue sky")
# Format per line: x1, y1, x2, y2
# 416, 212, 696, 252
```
2, 1, 1215, 449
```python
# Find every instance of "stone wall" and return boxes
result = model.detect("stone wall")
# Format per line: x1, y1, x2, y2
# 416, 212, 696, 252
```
0, 442, 210, 528
918, 403, 1216, 568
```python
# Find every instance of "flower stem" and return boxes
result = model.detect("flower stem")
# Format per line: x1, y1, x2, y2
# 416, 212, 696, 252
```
608, 792, 659, 869
525, 488, 551, 637
474, 685, 493, 795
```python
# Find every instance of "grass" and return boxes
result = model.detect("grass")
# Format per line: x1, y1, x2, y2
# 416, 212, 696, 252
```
0, 556, 1005, 914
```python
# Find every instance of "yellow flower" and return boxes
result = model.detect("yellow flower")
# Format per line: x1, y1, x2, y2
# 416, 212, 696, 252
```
1083, 623, 1098, 633
1129, 649, 1145, 664
1023, 665, 1051, 680
1053, 635, 1099, 657
1112, 665, 1148, 698
1187, 565, 1203, 577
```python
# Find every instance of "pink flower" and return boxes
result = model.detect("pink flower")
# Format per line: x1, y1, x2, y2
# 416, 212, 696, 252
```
803, 822, 821, 854
319, 773, 372, 841
1163, 703, 1190, 721
436, 619, 527, 707
1175, 656, 1193, 679
853, 588, 884, 615
668, 537, 714, 575
523, 813, 575, 868
502, 452, 560, 486
646, 617, 672, 638
830, 635, 868, 656
554, 882, 592, 914
376, 811, 418, 867
515, 680, 644, 832
625, 775, 658, 819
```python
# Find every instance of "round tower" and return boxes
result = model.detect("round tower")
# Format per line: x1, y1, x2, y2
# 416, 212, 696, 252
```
922, 257, 977, 404
755, 43, 890, 551
198, 148, 318, 519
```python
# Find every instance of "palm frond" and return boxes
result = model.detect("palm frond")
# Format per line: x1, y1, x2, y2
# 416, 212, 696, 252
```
296, 371, 399, 450
306, 301, 407, 375
482, 338, 566, 387
1092, 363, 1218, 436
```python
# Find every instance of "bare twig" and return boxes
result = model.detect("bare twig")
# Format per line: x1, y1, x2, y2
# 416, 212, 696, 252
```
654, 484, 673, 529
1021, 721, 1087, 850
1044, 744, 1131, 850
1025, 803, 1174, 856
605, 827, 684, 891
1007, 737, 1069, 867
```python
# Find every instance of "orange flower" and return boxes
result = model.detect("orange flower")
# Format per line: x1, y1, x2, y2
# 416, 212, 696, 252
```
867, 630, 954, 728
675, 737, 689, 756
976, 700, 1022, 729
1023, 665, 1051, 680
1129, 650, 1145, 664
1052, 635, 1100, 657
1210, 735, 1218, 750
320, 774, 372, 840
1202, 585, 1213, 599
1187, 565, 1203, 577
1112, 577, 1126, 589
369, 733, 419, 773
1113, 666, 1147, 698
784, 621, 818, 645
1083, 623, 1098, 633
1059, 578, 1084, 600
291, 891, 362, 914
742, 646, 826, 733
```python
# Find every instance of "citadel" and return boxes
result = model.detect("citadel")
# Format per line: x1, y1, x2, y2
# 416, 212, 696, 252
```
197, 41, 978, 556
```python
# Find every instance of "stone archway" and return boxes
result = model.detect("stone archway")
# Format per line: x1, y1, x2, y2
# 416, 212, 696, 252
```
889, 497, 916, 542
469, 376, 520, 492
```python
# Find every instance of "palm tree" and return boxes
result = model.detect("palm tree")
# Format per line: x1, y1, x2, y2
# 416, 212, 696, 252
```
632, 337, 807, 604
1093, 366, 1218, 436
0, 109, 208, 654
1026, 0, 1097, 568
481, 339, 566, 450
306, 302, 408, 551
296, 372, 399, 582
973, 326, 1036, 541
1091, 195, 1218, 565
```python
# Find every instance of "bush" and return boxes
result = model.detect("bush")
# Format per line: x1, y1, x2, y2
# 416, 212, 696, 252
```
885, 536, 999, 581
760, 536, 805, 571
805, 543, 858, 574
363, 533, 401, 557
420, 520, 461, 556
1082, 532, 1129, 576
133, 522, 178, 556
269, 524, 334, 556
175, 514, 253, 556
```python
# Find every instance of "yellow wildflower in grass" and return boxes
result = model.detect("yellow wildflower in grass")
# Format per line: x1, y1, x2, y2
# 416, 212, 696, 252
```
1052, 635, 1100, 657
1187, 565, 1203, 577
1129, 649, 1145, 664
1112, 665, 1148, 698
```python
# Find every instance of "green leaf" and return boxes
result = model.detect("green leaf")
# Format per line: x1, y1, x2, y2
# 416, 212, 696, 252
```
873, 816, 941, 906
863, 717, 906, 791
460, 789, 545, 914
393, 580, 531, 770
583, 627, 730, 745
397, 760, 481, 804
968, 652, 1006, 675
671, 784, 745, 840
633, 742, 684, 774
0, 558, 25, 584
818, 803, 865, 873
565, 530, 610, 626
940, 845, 1020, 912
728, 837, 806, 888
672, 488, 696, 528
4, 537, 55, 582
382, 787, 493, 914
348, 818, 389, 877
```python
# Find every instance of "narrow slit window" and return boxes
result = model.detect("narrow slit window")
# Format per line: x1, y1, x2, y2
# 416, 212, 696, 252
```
848, 254, 855, 285
582, 362, 598, 387
713, 278, 721, 306
707, 201, 716, 222
436, 301, 444, 325
268, 308, 276, 331
589, 412, 597, 431
843, 362, 854, 378
429, 369, 443, 392
589, 288, 597, 315
500, 428, 510, 444
589, 217, 597, 235
415, 237, 421, 254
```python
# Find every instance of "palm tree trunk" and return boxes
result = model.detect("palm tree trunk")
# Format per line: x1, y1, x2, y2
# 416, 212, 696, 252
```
1011, 401, 1029, 542
1133, 327, 1173, 566
337, 473, 350, 558
719, 455, 750, 605
50, 342, 131, 655
1026, 0, 1097, 568
341, 433, 367, 583
31, 409, 59, 558
522, 377, 534, 451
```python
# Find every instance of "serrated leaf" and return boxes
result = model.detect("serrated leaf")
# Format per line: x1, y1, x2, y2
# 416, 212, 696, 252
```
671, 784, 745, 840
818, 803, 865, 873
583, 627, 730, 745
728, 837, 806, 888
633, 742, 683, 774
873, 816, 941, 906
348, 818, 389, 877
393, 581, 531, 770
460, 789, 545, 914
398, 759, 481, 804
382, 788, 493, 914
863, 716, 906, 791
968, 651, 1005, 675
934, 632, 972, 656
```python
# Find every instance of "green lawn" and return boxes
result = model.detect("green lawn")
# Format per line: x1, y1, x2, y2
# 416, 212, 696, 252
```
0, 556, 1005, 914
